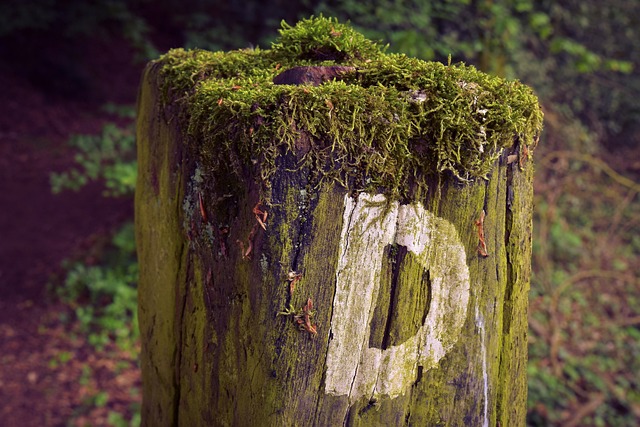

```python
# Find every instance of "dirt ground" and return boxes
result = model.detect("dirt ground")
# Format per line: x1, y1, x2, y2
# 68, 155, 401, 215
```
0, 35, 143, 426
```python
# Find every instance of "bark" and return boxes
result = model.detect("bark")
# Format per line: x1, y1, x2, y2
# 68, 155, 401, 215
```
136, 63, 533, 427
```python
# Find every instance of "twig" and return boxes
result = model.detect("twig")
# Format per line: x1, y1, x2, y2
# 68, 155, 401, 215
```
198, 192, 208, 222
295, 298, 317, 336
218, 226, 229, 258
563, 393, 606, 427
618, 315, 640, 327
287, 271, 302, 297
519, 144, 530, 169
541, 151, 640, 192
553, 269, 634, 297
236, 224, 258, 259
475, 210, 489, 257
252, 201, 268, 230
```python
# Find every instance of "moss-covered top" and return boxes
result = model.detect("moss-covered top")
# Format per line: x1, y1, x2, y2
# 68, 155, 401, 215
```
156, 16, 542, 199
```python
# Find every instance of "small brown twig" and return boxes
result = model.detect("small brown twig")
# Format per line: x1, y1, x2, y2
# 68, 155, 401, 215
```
294, 298, 317, 336
287, 271, 302, 297
198, 192, 208, 222
187, 219, 196, 242
235, 202, 268, 260
236, 239, 245, 257
218, 226, 229, 258
252, 201, 268, 230
562, 393, 606, 427
236, 224, 258, 259
519, 144, 530, 170
475, 210, 489, 257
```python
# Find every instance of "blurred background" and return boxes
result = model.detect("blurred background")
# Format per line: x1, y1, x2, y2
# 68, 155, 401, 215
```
0, 1, 638, 426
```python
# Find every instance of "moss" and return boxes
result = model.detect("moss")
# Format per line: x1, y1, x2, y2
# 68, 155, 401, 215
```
154, 16, 542, 202
271, 16, 384, 63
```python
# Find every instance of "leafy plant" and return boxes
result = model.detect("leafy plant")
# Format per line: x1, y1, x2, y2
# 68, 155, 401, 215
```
109, 404, 142, 427
49, 105, 140, 424
50, 107, 136, 197
527, 109, 640, 426
50, 105, 138, 349
0, 0, 158, 60
48, 350, 73, 369
56, 222, 139, 351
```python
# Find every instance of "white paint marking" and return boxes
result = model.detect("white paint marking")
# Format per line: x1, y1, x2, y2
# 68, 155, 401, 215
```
324, 194, 471, 401
476, 303, 489, 427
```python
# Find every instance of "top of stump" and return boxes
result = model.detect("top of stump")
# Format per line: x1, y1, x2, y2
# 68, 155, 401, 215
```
155, 16, 543, 199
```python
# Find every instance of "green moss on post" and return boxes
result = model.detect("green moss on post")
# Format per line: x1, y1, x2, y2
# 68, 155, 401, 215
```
136, 16, 542, 426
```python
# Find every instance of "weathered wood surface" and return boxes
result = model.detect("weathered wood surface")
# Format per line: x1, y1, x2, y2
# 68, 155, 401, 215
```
137, 67, 534, 427
136, 16, 542, 427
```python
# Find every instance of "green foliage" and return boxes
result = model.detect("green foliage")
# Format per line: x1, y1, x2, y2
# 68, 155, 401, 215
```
527, 111, 640, 426
170, 2, 311, 51
48, 350, 73, 369
0, 0, 158, 60
109, 406, 142, 427
71, 389, 110, 415
49, 99, 138, 352
50, 112, 136, 197
312, 0, 472, 62
512, 2, 636, 141
0, 0, 55, 36
50, 106, 138, 350
158, 17, 541, 202
56, 222, 139, 352
178, 10, 247, 52
312, 0, 534, 76
314, 0, 638, 142
50, 111, 141, 422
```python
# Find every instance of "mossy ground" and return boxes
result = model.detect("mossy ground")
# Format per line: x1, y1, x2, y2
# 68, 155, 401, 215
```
156, 16, 542, 203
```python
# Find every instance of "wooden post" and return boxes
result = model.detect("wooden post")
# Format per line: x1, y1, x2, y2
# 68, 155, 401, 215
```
135, 17, 542, 427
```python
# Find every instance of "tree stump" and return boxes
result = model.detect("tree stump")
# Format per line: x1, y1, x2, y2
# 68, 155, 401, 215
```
135, 17, 542, 427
